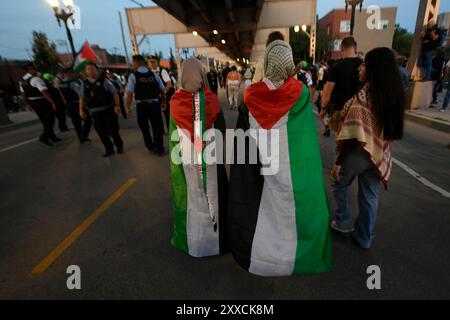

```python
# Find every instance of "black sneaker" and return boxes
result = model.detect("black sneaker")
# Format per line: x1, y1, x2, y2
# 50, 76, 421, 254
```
102, 151, 115, 157
117, 146, 124, 154
59, 127, 70, 132
323, 128, 331, 137
50, 137, 62, 142
39, 139, 53, 146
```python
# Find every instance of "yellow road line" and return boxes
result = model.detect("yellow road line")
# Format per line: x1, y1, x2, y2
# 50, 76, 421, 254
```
30, 178, 137, 276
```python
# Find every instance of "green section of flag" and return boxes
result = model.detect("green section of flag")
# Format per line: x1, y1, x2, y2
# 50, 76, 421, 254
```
169, 116, 189, 254
287, 88, 333, 275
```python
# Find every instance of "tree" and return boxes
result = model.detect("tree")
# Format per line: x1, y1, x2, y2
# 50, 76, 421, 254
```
290, 20, 331, 64
392, 24, 413, 57
31, 31, 60, 74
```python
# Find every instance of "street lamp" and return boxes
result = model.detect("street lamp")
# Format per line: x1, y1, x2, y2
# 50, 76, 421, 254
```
345, 0, 364, 35
47, 0, 77, 61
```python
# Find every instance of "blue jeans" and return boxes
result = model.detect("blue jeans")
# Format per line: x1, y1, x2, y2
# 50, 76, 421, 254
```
332, 146, 381, 248
421, 50, 436, 81
443, 87, 450, 110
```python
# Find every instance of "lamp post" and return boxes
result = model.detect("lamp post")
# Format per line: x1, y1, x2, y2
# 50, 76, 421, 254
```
345, 0, 364, 36
47, 0, 77, 61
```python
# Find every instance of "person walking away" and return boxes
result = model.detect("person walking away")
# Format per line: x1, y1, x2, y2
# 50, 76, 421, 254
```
59, 67, 92, 143
19, 63, 61, 146
126, 55, 166, 156
320, 37, 362, 132
316, 59, 335, 137
228, 40, 332, 276
243, 68, 253, 89
80, 63, 123, 157
149, 56, 175, 133
207, 67, 219, 95
43, 73, 68, 132
226, 66, 241, 110
331, 47, 405, 249
169, 57, 229, 257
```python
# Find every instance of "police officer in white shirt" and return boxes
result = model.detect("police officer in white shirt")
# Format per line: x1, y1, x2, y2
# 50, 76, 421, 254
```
148, 55, 175, 132
125, 55, 166, 156
19, 62, 61, 146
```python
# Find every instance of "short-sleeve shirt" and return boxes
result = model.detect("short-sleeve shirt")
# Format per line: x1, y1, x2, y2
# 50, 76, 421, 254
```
79, 77, 117, 99
19, 73, 48, 93
126, 66, 164, 93
328, 57, 362, 111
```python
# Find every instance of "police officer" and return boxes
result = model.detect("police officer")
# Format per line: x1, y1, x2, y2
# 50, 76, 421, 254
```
148, 55, 174, 132
59, 67, 92, 143
80, 63, 124, 157
19, 63, 61, 146
43, 73, 69, 132
125, 55, 166, 156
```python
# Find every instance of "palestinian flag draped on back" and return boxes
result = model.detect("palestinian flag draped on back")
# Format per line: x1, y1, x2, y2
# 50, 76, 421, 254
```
169, 88, 229, 257
73, 42, 97, 73
228, 77, 332, 276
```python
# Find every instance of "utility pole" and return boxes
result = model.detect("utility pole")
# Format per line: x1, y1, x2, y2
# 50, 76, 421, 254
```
119, 11, 131, 65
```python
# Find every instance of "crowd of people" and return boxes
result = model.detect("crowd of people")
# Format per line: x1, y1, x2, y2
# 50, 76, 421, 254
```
20, 32, 410, 276
19, 55, 177, 157
168, 34, 406, 276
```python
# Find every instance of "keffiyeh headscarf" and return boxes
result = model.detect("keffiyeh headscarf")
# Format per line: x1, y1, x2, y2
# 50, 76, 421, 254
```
264, 40, 295, 88
181, 57, 209, 93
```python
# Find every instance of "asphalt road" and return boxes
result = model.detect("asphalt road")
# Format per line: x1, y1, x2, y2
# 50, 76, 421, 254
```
0, 88, 449, 299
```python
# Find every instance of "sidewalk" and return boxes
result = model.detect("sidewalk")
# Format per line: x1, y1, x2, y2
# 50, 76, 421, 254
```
406, 89, 450, 134
0, 111, 39, 134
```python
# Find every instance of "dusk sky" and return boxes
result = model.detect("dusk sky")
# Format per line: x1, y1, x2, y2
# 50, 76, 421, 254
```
1, 0, 449, 60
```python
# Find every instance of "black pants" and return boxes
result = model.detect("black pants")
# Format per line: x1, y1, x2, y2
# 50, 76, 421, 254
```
67, 101, 92, 141
29, 99, 57, 142
136, 101, 164, 153
118, 93, 127, 119
55, 101, 68, 130
92, 109, 123, 153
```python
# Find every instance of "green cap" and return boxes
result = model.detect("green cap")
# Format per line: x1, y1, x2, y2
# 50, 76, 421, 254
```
42, 73, 54, 81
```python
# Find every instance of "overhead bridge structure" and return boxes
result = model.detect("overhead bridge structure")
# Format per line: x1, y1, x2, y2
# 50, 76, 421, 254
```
126, 0, 317, 67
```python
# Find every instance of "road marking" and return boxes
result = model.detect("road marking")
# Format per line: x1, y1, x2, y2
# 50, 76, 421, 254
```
29, 178, 137, 276
0, 137, 38, 154
312, 111, 450, 198
392, 158, 450, 199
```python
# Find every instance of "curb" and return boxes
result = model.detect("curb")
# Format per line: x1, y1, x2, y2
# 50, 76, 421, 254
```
0, 119, 41, 134
405, 111, 450, 134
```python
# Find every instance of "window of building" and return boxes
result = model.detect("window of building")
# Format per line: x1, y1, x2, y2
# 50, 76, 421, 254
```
340, 20, 351, 33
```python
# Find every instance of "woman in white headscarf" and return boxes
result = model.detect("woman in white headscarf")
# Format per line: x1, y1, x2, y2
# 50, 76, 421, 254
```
169, 57, 229, 257
228, 40, 332, 276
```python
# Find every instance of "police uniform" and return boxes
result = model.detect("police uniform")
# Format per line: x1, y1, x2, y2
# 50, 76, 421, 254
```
152, 67, 175, 132
19, 73, 58, 145
127, 66, 165, 154
81, 77, 123, 155
59, 76, 92, 142
46, 79, 68, 131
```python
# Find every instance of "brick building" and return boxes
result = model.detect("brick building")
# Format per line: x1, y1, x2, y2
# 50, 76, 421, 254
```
319, 7, 397, 59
